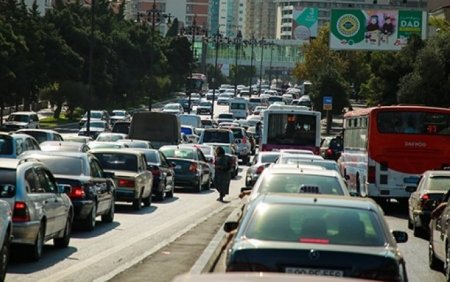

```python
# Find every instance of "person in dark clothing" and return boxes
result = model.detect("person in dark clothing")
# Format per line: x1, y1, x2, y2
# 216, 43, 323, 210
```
214, 146, 231, 202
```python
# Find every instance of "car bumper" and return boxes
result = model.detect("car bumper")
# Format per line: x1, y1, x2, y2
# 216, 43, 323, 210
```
116, 188, 139, 201
12, 220, 41, 245
175, 174, 199, 188
72, 200, 95, 221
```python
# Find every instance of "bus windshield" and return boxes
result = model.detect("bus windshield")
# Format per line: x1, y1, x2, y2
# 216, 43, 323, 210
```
267, 113, 317, 146
377, 111, 450, 135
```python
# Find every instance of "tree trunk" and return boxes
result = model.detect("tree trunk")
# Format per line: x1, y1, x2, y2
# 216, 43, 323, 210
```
53, 101, 62, 119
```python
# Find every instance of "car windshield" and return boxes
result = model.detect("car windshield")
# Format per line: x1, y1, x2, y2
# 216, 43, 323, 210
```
160, 148, 195, 160
258, 173, 344, 195
428, 176, 450, 191
0, 169, 16, 197
143, 151, 159, 163
82, 122, 105, 129
200, 102, 211, 107
245, 204, 385, 246
84, 112, 102, 119
0, 137, 13, 155
219, 114, 233, 119
8, 114, 29, 122
94, 153, 138, 172
112, 111, 125, 117
38, 157, 85, 176
202, 131, 230, 143
260, 154, 280, 163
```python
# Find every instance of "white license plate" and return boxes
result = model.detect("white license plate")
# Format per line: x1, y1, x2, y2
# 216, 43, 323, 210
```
285, 267, 344, 277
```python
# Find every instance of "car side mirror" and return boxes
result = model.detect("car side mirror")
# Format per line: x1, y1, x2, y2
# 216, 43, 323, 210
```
57, 184, 71, 194
223, 221, 239, 233
171, 162, 177, 168
392, 230, 408, 243
405, 186, 417, 193
104, 171, 115, 179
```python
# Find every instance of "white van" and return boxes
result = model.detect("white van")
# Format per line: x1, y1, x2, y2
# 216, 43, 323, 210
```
179, 114, 202, 128
228, 98, 249, 119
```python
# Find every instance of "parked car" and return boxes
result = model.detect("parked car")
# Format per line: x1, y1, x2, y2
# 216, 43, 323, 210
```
79, 110, 110, 128
17, 129, 63, 144
20, 151, 116, 231
0, 133, 41, 159
245, 152, 281, 187
78, 120, 110, 139
159, 145, 211, 192
245, 166, 349, 203
40, 141, 90, 152
320, 136, 343, 161
111, 120, 131, 135
110, 110, 130, 124
408, 169, 450, 237
131, 148, 175, 201
91, 149, 153, 210
0, 199, 11, 281
162, 103, 184, 115
224, 194, 409, 281
2, 111, 40, 131
196, 101, 213, 115
0, 159, 73, 261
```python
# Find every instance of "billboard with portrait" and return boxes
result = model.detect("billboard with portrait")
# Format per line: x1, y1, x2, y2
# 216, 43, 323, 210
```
329, 9, 427, 51
292, 7, 319, 40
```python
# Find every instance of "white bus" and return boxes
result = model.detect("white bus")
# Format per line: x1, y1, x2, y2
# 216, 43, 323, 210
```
261, 105, 321, 154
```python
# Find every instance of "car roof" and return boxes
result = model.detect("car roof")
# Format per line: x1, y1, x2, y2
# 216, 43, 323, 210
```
264, 166, 340, 177
256, 193, 378, 211
17, 129, 59, 134
89, 148, 144, 155
160, 145, 196, 151
425, 170, 450, 177
271, 164, 327, 171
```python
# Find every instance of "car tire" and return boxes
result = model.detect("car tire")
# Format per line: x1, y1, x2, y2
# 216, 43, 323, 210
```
429, 241, 443, 270
413, 217, 424, 238
142, 193, 152, 207
203, 178, 211, 190
132, 195, 142, 210
29, 224, 44, 261
0, 229, 10, 281
54, 214, 72, 248
101, 198, 115, 223
82, 204, 97, 231
166, 182, 174, 198
196, 177, 202, 193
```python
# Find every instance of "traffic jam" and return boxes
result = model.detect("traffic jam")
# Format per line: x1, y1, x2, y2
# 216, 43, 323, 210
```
0, 82, 449, 282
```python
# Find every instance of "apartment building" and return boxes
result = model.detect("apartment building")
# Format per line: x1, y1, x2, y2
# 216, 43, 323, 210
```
244, 0, 277, 39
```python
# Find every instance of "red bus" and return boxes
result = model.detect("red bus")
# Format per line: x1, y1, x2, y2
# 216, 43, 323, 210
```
338, 105, 450, 204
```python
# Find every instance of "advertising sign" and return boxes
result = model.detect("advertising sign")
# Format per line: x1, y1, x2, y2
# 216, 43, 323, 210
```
329, 9, 427, 51
292, 7, 319, 40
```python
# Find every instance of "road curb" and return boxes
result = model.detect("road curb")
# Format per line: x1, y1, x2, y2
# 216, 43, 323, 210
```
190, 201, 245, 274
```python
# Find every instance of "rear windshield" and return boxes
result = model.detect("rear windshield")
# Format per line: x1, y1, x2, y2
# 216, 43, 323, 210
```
245, 204, 385, 246
230, 128, 244, 139
38, 157, 84, 176
230, 103, 246, 110
0, 136, 13, 155
93, 153, 138, 172
250, 98, 261, 103
260, 154, 280, 163
160, 148, 196, 160
202, 131, 231, 143
21, 131, 46, 143
268, 97, 283, 102
8, 114, 29, 122
219, 114, 233, 119
428, 176, 450, 191
144, 151, 159, 163
112, 123, 129, 134
0, 169, 16, 197
258, 173, 344, 195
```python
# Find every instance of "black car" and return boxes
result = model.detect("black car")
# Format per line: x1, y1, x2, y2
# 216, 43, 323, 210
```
224, 194, 408, 281
20, 151, 116, 231
132, 148, 175, 201
320, 136, 343, 161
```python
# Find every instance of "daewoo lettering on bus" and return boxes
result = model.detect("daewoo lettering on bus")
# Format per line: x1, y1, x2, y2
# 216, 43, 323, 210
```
338, 105, 450, 204
260, 105, 321, 154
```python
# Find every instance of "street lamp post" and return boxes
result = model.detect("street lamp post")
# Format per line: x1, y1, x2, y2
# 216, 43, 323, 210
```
258, 38, 266, 94
86, 0, 96, 134
269, 43, 275, 89
206, 31, 222, 119
247, 35, 256, 95
233, 31, 242, 97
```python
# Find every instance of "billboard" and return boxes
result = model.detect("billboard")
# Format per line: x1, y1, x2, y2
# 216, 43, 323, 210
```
329, 9, 427, 51
292, 7, 319, 40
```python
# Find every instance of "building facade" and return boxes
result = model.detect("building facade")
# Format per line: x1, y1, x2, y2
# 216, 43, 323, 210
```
244, 0, 277, 39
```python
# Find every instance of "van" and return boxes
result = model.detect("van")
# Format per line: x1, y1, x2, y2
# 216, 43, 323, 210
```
228, 98, 249, 119
179, 114, 202, 128
129, 112, 180, 149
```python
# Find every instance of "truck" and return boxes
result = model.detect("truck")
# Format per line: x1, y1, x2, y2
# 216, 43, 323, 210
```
128, 112, 181, 149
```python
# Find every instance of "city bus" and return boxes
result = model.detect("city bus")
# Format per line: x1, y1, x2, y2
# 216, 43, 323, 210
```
261, 105, 321, 154
338, 105, 450, 204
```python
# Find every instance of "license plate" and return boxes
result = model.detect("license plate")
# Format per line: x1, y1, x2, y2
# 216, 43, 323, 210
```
285, 267, 344, 277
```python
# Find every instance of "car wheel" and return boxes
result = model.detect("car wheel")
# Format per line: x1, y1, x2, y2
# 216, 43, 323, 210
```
142, 193, 152, 207
166, 181, 174, 198
196, 177, 202, 193
132, 194, 142, 210
101, 198, 115, 223
0, 229, 10, 281
203, 178, 211, 190
412, 217, 423, 237
429, 241, 443, 270
29, 224, 44, 261
83, 204, 97, 231
54, 214, 72, 248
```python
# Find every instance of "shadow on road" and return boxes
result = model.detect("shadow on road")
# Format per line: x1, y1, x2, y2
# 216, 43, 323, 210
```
9, 246, 77, 273
174, 188, 215, 195
71, 221, 121, 239
152, 196, 180, 204
379, 200, 408, 220
115, 204, 158, 215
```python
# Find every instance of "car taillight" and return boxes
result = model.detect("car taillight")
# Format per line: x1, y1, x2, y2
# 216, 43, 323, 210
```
326, 148, 333, 157
118, 178, 135, 187
69, 185, 86, 199
13, 201, 30, 222
189, 163, 198, 172
256, 165, 265, 174
420, 194, 431, 208
368, 165, 376, 184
